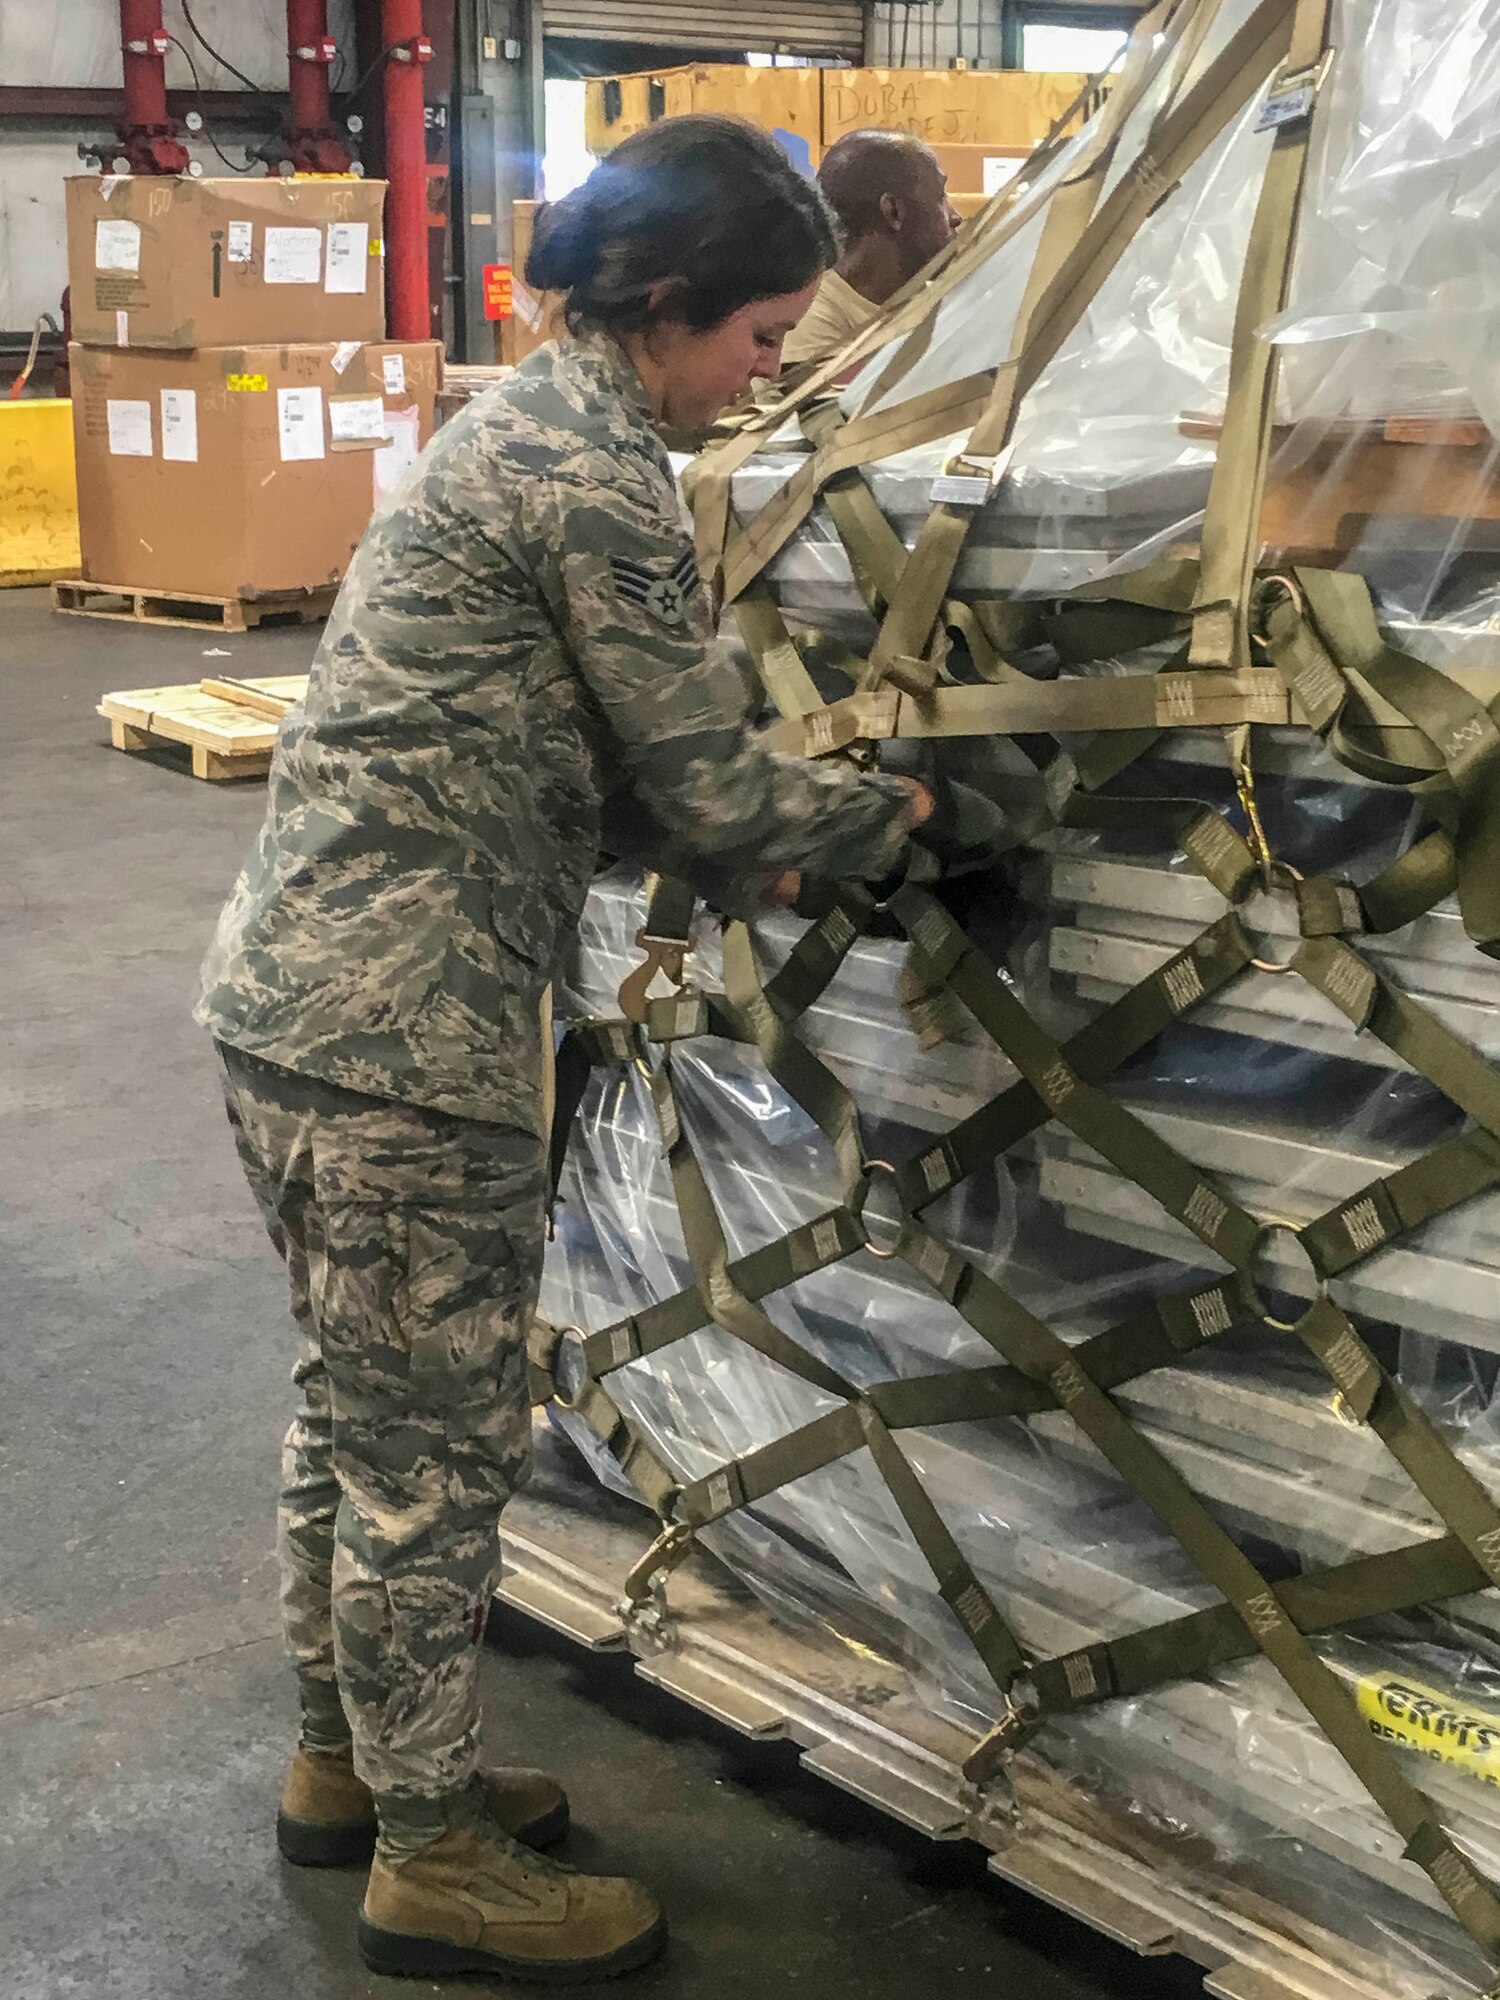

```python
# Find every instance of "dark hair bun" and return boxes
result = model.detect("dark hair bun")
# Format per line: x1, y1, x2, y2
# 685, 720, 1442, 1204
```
524, 191, 595, 295
522, 114, 836, 337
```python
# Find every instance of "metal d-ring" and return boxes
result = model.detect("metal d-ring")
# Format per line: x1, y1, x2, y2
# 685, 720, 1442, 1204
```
547, 1324, 594, 1411
1246, 1218, 1328, 1332
857, 1159, 904, 1260
1249, 860, 1305, 975
1250, 569, 1307, 649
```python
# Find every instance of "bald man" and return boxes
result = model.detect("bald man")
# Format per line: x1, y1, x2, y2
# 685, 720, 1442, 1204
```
782, 131, 959, 368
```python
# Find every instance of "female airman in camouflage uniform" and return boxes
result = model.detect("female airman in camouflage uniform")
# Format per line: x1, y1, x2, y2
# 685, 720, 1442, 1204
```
198, 114, 931, 1984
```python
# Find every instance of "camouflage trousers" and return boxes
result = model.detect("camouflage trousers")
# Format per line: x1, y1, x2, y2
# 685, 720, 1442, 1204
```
216, 1042, 546, 1802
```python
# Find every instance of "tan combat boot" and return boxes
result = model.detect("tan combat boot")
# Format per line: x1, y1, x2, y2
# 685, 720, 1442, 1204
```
358, 1809, 666, 1983
277, 1747, 569, 1868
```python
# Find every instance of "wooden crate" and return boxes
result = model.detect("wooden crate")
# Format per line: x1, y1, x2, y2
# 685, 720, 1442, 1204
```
585, 65, 821, 168
821, 68, 1091, 151
1179, 412, 1500, 560
504, 201, 566, 367
97, 674, 307, 783
53, 579, 336, 634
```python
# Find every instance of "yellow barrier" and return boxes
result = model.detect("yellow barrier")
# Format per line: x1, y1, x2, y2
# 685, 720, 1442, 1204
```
0, 397, 80, 586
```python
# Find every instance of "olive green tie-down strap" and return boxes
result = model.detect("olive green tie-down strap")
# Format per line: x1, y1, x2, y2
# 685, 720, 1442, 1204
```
633, 896, 1029, 1689
1264, 567, 1500, 955
844, 0, 1196, 512
547, 849, 1500, 1958
686, 76, 1117, 581
885, 887, 1500, 1951
1186, 0, 1334, 676
857, 0, 1300, 690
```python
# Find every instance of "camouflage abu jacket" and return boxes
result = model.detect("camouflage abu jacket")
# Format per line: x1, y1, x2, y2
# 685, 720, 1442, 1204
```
195, 334, 912, 1128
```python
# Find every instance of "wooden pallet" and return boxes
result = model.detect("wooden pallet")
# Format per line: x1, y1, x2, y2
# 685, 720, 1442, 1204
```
53, 578, 336, 633
97, 674, 307, 781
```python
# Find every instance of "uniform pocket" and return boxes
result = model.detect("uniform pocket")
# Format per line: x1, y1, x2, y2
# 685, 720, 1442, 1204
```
396, 1206, 525, 1404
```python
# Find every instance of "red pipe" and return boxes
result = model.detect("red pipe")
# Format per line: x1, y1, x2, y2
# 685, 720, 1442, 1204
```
121, 0, 170, 129
286, 0, 350, 173
382, 0, 432, 341
118, 0, 189, 172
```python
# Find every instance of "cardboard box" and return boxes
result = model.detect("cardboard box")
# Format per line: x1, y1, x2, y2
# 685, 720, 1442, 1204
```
66, 176, 388, 352
584, 65, 821, 174
821, 68, 1091, 151
70, 339, 439, 600
501, 202, 565, 367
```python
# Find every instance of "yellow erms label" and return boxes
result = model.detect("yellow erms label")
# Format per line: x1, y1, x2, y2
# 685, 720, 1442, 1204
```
1358, 1673, 1500, 1787
226, 372, 269, 392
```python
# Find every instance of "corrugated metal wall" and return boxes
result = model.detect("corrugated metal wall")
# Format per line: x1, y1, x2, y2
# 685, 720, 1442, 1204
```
539, 0, 864, 58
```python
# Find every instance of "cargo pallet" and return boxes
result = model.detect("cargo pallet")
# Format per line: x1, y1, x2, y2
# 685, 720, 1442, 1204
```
97, 674, 305, 782
52, 578, 335, 634
500, 1433, 1408, 2000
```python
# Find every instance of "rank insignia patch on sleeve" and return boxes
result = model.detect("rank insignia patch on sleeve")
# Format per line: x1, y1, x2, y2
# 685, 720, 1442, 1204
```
610, 547, 700, 628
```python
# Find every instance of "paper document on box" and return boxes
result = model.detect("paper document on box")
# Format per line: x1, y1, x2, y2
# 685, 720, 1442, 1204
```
325, 223, 369, 294
160, 389, 198, 463
277, 387, 325, 462
264, 228, 322, 285
227, 221, 253, 264
382, 354, 406, 395
374, 407, 422, 501
106, 399, 152, 457
329, 396, 385, 443
95, 220, 141, 272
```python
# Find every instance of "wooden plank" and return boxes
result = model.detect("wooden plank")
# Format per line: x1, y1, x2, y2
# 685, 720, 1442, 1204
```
198, 676, 298, 719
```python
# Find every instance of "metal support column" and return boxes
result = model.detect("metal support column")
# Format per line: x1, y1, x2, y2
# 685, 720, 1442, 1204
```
382, 0, 435, 341
118, 0, 190, 173
286, 0, 351, 173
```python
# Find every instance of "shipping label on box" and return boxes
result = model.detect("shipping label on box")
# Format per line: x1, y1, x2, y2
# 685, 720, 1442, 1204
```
325, 223, 369, 295
277, 386, 325, 461
265, 227, 322, 285
160, 388, 198, 462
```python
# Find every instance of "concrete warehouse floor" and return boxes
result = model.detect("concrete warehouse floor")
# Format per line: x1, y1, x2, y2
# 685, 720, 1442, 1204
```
0, 585, 1204, 2000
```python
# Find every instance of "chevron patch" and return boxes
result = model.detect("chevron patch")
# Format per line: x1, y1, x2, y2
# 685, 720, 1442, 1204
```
609, 547, 700, 627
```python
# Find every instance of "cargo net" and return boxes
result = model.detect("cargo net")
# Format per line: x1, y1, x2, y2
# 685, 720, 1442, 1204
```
531, 0, 1500, 1985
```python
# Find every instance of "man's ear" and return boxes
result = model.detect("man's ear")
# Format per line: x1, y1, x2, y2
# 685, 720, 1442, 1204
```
878, 190, 903, 231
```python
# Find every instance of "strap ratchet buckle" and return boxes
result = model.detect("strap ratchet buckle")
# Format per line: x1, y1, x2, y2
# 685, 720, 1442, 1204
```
618, 927, 690, 1025
1256, 47, 1334, 134
961, 1685, 1042, 1787
620, 1517, 696, 1635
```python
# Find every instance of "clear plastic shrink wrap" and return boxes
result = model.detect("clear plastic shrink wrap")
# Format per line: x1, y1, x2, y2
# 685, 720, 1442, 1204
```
539, 6, 1500, 1994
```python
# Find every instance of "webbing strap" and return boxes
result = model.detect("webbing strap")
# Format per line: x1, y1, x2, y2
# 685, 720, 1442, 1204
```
895, 1207, 1500, 1948
861, 0, 1298, 685
894, 910, 1255, 1209
1295, 568, 1500, 955
764, 667, 1298, 760
1031, 1533, 1484, 1715
896, 887, 1261, 1266
1187, 0, 1334, 674
861, 0, 1190, 686
720, 372, 999, 606
647, 1053, 859, 1405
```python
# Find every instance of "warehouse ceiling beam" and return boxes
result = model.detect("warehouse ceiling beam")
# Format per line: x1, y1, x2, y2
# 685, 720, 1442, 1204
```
0, 86, 287, 124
